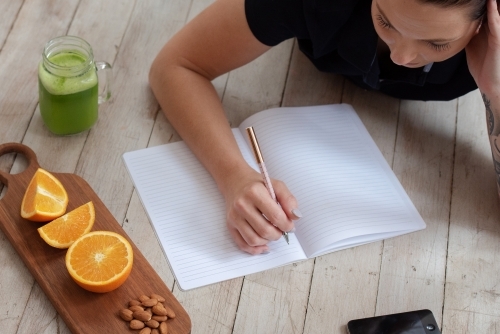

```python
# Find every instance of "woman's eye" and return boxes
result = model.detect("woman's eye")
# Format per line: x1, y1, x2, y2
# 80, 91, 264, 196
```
427, 42, 451, 52
376, 15, 391, 29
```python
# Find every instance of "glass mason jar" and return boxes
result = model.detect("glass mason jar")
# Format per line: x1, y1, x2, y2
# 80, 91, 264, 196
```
38, 35, 112, 135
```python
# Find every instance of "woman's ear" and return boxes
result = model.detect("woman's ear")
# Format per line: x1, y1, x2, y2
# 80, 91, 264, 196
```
475, 18, 484, 34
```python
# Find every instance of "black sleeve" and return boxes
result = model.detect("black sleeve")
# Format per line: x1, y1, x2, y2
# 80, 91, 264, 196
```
244, 0, 308, 46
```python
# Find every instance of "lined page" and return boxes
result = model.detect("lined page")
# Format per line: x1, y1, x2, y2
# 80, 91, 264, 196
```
123, 130, 307, 291
239, 104, 426, 258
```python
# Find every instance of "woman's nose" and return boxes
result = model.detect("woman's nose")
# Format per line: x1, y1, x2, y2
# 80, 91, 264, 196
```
389, 42, 418, 66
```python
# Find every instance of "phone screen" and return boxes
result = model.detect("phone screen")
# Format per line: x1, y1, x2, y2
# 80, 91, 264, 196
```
347, 309, 440, 334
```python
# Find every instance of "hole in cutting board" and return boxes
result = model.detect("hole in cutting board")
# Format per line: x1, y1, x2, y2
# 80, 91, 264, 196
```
0, 151, 29, 199
0, 151, 29, 175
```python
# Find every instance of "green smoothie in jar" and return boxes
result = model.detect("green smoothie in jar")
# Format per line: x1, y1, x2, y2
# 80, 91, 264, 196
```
38, 36, 111, 136
39, 52, 98, 135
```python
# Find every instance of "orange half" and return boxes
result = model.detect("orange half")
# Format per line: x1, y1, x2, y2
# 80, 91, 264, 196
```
21, 168, 68, 222
38, 202, 95, 249
65, 231, 134, 293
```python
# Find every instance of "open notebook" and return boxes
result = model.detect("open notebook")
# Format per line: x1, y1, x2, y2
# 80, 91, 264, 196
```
123, 104, 426, 290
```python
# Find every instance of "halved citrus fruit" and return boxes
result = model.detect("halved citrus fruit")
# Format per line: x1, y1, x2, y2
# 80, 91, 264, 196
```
37, 202, 95, 249
65, 231, 134, 293
21, 168, 68, 222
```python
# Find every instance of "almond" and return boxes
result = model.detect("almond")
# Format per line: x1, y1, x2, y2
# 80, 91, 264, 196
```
133, 310, 152, 322
129, 299, 142, 307
130, 319, 145, 330
142, 298, 158, 307
119, 308, 133, 321
159, 321, 168, 334
139, 294, 150, 302
152, 329, 160, 334
164, 305, 176, 319
145, 319, 160, 328
152, 304, 168, 316
140, 328, 152, 334
145, 307, 153, 315
151, 293, 166, 303
152, 315, 168, 322
129, 305, 145, 313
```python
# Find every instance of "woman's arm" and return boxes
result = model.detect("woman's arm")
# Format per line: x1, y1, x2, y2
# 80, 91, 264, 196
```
467, 0, 500, 198
149, 0, 297, 254
482, 94, 500, 198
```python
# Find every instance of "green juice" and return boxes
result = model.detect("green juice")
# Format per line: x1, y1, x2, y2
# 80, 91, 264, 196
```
39, 52, 98, 135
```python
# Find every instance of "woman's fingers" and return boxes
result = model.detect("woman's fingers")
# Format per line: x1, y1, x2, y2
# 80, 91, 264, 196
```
224, 173, 299, 253
232, 189, 285, 241
251, 184, 295, 236
227, 224, 269, 255
273, 179, 302, 223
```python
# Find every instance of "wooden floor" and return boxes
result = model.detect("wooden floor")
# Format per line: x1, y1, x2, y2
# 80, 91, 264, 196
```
1, 0, 499, 333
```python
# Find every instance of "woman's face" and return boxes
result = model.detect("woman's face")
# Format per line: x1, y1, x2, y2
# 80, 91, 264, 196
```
372, 0, 481, 68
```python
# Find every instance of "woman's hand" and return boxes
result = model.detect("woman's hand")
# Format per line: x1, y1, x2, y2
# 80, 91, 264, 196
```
466, 0, 500, 96
221, 168, 299, 254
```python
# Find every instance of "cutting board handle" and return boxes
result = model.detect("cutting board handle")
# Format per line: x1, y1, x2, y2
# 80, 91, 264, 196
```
0, 142, 39, 186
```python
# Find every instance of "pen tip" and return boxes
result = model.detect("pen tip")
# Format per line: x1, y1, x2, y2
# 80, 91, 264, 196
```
284, 232, 289, 244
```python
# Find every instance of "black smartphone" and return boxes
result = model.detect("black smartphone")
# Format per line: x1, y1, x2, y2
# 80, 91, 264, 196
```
347, 309, 441, 334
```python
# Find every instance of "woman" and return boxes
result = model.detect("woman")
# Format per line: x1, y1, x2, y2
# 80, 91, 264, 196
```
149, 0, 499, 254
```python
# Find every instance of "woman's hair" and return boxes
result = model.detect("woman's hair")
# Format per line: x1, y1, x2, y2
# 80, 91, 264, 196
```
418, 0, 486, 20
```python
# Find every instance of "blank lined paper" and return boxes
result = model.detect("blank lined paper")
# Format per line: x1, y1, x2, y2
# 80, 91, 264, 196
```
123, 104, 425, 290
123, 130, 307, 291
240, 105, 425, 257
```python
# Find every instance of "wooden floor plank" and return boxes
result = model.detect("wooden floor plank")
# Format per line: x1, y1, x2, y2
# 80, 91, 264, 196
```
15, 284, 59, 334
123, 192, 177, 289
69, 0, 136, 63
0, 0, 79, 153
127, 2, 297, 332
115, 0, 243, 332
0, 230, 33, 333
21, 0, 137, 171
0, 1, 81, 332
121, 0, 222, 295
136, 2, 295, 332
376, 100, 458, 324
73, 0, 192, 221
231, 43, 343, 334
207, 37, 296, 334
0, 0, 23, 51
342, 80, 400, 164
11, 0, 137, 332
444, 90, 500, 333
222, 40, 294, 127
282, 42, 344, 107
303, 79, 400, 333
169, 29, 295, 334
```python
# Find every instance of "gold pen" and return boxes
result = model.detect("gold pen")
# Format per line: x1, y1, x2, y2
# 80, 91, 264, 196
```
246, 126, 290, 244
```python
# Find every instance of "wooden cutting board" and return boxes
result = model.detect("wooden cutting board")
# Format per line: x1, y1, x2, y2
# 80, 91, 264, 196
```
0, 142, 191, 334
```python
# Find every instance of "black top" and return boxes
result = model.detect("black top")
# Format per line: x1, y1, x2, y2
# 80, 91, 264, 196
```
245, 0, 477, 101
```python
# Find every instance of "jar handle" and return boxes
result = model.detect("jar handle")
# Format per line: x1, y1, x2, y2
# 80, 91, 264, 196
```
95, 61, 112, 104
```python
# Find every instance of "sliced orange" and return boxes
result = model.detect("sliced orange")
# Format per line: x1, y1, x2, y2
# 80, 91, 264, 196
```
37, 202, 95, 249
21, 168, 68, 222
65, 231, 134, 293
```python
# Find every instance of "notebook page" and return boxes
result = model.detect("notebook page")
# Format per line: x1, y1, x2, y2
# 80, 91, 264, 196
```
311, 230, 412, 258
123, 129, 306, 291
239, 104, 426, 258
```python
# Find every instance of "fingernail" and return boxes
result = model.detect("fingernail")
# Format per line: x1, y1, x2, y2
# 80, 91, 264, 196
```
292, 208, 303, 218
288, 227, 296, 233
